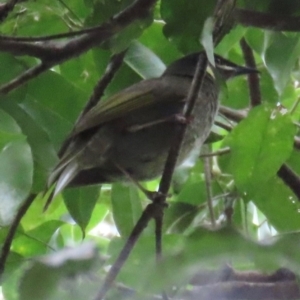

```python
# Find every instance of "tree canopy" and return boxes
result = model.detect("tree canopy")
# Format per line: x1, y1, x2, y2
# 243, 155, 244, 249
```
0, 0, 300, 299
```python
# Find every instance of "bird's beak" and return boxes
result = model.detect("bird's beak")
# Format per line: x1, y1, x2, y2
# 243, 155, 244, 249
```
231, 65, 259, 77
213, 58, 259, 80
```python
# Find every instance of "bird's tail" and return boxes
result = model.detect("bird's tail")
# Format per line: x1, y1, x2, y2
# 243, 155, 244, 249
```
43, 161, 79, 211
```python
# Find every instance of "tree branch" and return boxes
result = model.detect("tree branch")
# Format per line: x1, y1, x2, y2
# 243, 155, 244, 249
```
235, 8, 300, 31
0, 62, 50, 94
0, 0, 156, 94
240, 38, 261, 107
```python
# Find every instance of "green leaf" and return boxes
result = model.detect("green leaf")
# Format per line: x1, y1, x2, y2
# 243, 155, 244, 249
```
111, 183, 143, 237
26, 70, 88, 124
7, 1, 68, 36
252, 176, 300, 231
177, 181, 207, 206
227, 104, 296, 195
2, 252, 26, 300
63, 186, 101, 236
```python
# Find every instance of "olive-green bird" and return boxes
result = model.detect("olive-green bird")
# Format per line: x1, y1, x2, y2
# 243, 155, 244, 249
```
46, 52, 256, 207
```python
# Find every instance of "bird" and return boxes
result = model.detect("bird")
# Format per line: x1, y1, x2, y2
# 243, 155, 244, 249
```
45, 52, 257, 209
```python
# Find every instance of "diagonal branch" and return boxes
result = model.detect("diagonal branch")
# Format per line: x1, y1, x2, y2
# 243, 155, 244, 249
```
235, 8, 300, 31
0, 0, 154, 59
0, 62, 50, 94
0, 193, 36, 278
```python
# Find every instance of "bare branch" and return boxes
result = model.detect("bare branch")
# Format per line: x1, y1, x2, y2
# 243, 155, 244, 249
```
0, 193, 36, 279
235, 8, 300, 31
202, 145, 216, 227
240, 38, 261, 107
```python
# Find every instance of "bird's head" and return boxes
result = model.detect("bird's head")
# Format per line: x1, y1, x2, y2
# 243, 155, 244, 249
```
162, 52, 258, 80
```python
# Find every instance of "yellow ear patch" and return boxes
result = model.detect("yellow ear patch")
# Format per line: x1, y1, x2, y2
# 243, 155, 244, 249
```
206, 65, 216, 79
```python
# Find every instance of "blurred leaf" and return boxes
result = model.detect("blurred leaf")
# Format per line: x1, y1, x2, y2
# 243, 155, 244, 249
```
215, 25, 247, 54
20, 96, 72, 151
177, 181, 207, 206
161, 0, 217, 53
0, 109, 33, 226
0, 99, 57, 192
125, 41, 166, 79
26, 70, 88, 124
87, 0, 153, 52
18, 243, 99, 300
164, 202, 199, 233
262, 32, 300, 95
60, 51, 100, 94
138, 21, 182, 65
2, 252, 26, 300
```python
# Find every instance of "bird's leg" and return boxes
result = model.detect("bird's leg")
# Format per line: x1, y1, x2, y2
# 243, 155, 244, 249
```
113, 161, 168, 202
126, 113, 189, 133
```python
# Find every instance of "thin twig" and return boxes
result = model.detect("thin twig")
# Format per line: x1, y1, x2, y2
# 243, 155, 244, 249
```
0, 193, 36, 279
214, 120, 233, 131
152, 53, 208, 300
200, 147, 230, 157
0, 62, 50, 94
277, 165, 300, 200
94, 203, 160, 300
235, 8, 300, 32
202, 145, 216, 228
158, 55, 208, 197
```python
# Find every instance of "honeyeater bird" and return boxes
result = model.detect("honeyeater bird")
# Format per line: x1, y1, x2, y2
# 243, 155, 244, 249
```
45, 52, 256, 208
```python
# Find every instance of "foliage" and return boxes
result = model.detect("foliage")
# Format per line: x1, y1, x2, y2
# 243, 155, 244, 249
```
0, 0, 300, 299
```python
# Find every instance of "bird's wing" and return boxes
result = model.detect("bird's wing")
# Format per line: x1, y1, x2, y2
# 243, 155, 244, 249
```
72, 79, 175, 135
